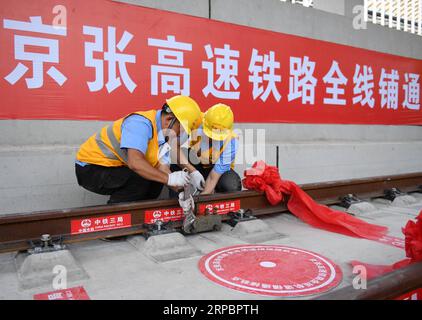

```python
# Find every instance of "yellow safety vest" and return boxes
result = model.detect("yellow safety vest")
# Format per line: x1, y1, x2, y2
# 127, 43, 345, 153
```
76, 110, 159, 168
190, 132, 237, 169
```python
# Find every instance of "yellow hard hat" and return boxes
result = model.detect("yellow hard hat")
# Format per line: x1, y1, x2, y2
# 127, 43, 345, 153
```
166, 95, 202, 135
203, 103, 234, 141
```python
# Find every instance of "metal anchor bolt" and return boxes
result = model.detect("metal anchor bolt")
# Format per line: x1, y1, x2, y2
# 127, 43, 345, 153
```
41, 234, 52, 248
238, 209, 245, 219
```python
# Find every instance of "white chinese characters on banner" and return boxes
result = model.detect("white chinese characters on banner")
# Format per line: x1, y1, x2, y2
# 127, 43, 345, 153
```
3, 16, 67, 89
403, 73, 420, 110
248, 49, 282, 102
84, 26, 136, 93
1, 15, 420, 114
323, 60, 348, 105
148, 35, 192, 96
202, 44, 240, 99
288, 56, 317, 105
353, 64, 375, 108
379, 68, 399, 110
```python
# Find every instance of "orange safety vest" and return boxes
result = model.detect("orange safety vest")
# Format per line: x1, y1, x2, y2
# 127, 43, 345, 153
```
189, 131, 237, 169
76, 110, 159, 168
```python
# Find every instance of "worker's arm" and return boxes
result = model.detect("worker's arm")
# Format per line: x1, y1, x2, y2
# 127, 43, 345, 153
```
170, 130, 197, 174
121, 115, 168, 184
173, 145, 196, 173
127, 148, 169, 184
201, 138, 238, 194
157, 141, 172, 175
171, 143, 205, 191
201, 170, 221, 195
157, 162, 172, 175
121, 116, 189, 187
156, 161, 183, 192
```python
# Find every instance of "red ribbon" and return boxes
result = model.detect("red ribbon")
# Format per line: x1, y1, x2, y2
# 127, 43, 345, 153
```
242, 160, 422, 279
351, 212, 422, 279
242, 161, 388, 241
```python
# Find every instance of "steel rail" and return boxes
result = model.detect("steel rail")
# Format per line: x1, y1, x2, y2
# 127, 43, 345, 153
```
314, 261, 422, 300
0, 172, 421, 253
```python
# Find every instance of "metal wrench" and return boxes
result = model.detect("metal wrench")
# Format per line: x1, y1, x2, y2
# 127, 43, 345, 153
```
182, 169, 199, 233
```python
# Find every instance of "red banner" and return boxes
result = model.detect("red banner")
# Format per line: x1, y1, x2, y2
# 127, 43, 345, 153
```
0, 0, 421, 124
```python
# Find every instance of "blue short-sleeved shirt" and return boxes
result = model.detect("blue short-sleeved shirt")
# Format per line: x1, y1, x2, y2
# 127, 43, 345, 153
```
214, 138, 238, 174
76, 110, 170, 166
120, 114, 153, 154
196, 126, 238, 175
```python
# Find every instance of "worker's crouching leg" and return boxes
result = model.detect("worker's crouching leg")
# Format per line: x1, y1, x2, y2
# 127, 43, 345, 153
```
215, 170, 242, 193
75, 163, 163, 204
108, 171, 164, 204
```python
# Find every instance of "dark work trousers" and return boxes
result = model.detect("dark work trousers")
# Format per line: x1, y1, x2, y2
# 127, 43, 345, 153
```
75, 164, 164, 204
169, 163, 242, 198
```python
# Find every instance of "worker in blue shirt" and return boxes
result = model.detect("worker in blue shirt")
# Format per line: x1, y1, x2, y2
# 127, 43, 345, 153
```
75, 95, 202, 204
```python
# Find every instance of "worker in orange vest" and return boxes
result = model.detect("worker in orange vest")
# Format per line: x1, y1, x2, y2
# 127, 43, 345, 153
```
75, 95, 202, 204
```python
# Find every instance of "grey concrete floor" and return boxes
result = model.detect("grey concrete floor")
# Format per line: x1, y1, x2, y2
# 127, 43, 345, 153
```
0, 192, 420, 300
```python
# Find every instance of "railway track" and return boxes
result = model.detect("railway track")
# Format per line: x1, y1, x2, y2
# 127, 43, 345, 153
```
315, 260, 422, 300
1, 172, 421, 254
1, 171, 422, 300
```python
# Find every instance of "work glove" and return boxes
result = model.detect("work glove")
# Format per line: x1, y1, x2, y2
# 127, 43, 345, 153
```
167, 171, 190, 188
178, 192, 195, 212
190, 170, 205, 191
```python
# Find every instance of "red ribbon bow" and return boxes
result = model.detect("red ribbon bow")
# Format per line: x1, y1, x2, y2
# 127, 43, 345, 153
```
243, 160, 388, 240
